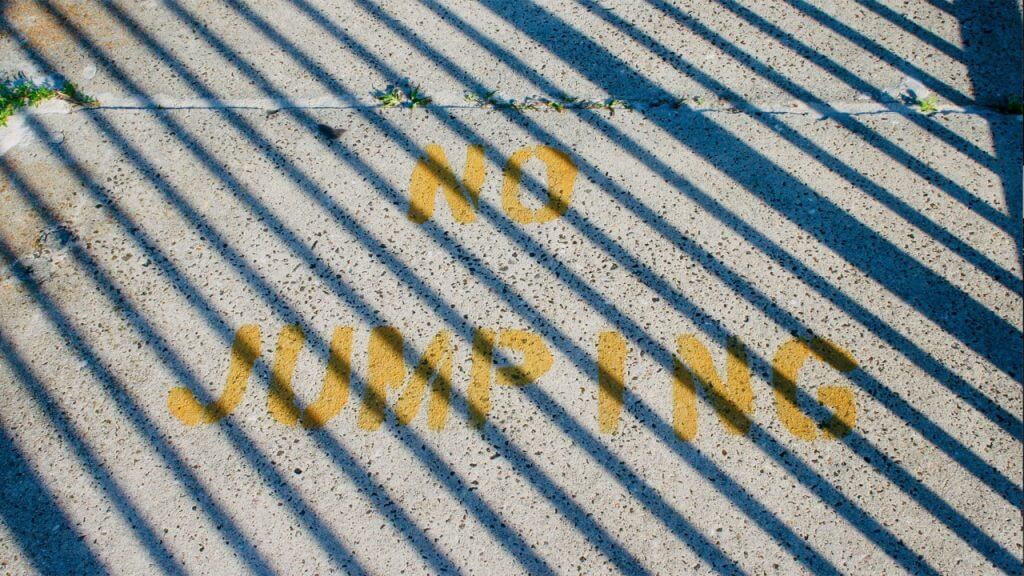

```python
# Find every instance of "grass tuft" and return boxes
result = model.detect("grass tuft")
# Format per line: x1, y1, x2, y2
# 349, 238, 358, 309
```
996, 95, 1023, 115
916, 93, 939, 115
374, 83, 432, 109
407, 84, 431, 108
375, 86, 403, 108
0, 75, 98, 127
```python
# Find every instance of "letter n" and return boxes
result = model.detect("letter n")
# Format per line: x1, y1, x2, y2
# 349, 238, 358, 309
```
672, 335, 754, 441
407, 144, 485, 224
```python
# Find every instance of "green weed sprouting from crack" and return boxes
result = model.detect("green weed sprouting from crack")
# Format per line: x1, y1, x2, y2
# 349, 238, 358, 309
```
464, 90, 499, 107
59, 81, 97, 106
604, 99, 630, 114
374, 83, 432, 109
407, 84, 431, 108
463, 91, 636, 114
508, 98, 539, 111
653, 96, 703, 110
375, 86, 403, 108
464, 91, 539, 111
996, 95, 1022, 115
0, 75, 98, 127
916, 93, 939, 115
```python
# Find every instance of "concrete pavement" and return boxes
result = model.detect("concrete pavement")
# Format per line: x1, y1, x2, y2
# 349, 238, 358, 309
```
1, 1, 1021, 574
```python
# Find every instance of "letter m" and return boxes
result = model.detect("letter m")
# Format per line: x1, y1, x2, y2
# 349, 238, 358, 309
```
357, 327, 454, 431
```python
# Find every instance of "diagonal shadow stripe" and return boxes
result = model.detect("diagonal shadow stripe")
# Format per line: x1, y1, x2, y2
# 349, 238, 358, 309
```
951, 0, 1024, 272
681, 0, 1007, 194
0, 329, 187, 576
851, 0, 966, 62
72, 0, 1024, 565
0, 421, 110, 576
0, 167, 285, 576
0, 144, 481, 575
0, 83, 644, 576
12, 0, 1019, 569
0, 233, 373, 576
61, 4, 942, 573
678, 0, 1023, 277
596, 0, 1018, 291
474, 0, 1023, 384
340, 0, 1023, 509
5, 4, 816, 574
404, 0, 1024, 455
4, 118, 654, 575
162, 0, 1023, 569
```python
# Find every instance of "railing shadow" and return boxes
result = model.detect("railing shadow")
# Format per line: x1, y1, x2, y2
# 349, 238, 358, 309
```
0, 327, 187, 575
472, 0, 1023, 384
1, 0, 1019, 574
4, 30, 733, 575
157, 0, 1011, 571
357, 0, 1023, 511
667, 0, 1024, 280
851, 0, 965, 65
8, 4, 831, 574
57, 1, 911, 572
0, 132, 491, 575
25, 0, 1024, 565
407, 0, 1024, 454
0, 230, 372, 575
169, 0, 1024, 565
951, 0, 1024, 269
0, 43, 650, 576
0, 419, 110, 576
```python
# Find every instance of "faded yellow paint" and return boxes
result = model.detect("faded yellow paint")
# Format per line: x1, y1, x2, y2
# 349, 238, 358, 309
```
267, 324, 305, 425
672, 335, 753, 441
468, 328, 496, 427
168, 324, 260, 425
469, 329, 553, 427
597, 331, 627, 434
171, 325, 859, 438
500, 146, 578, 224
771, 337, 857, 440
356, 327, 454, 431
267, 325, 353, 428
407, 144, 485, 224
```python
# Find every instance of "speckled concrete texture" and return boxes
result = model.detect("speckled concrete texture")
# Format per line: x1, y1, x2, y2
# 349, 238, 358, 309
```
0, 1, 1021, 575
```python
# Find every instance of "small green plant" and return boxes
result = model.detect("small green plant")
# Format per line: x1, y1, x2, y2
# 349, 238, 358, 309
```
462, 92, 635, 114
997, 95, 1023, 115
916, 93, 939, 115
605, 99, 630, 114
693, 95, 706, 107
0, 75, 97, 127
464, 90, 499, 107
506, 97, 539, 111
59, 81, 97, 106
375, 86, 403, 108
375, 83, 432, 109
407, 84, 431, 108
